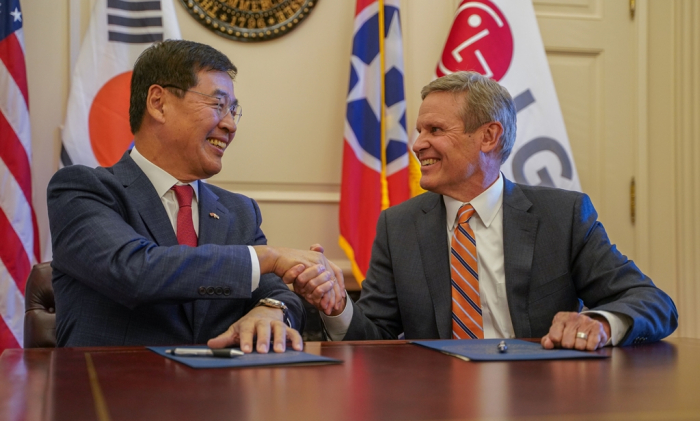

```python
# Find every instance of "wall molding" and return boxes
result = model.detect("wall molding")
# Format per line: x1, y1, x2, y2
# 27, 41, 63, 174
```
211, 182, 341, 204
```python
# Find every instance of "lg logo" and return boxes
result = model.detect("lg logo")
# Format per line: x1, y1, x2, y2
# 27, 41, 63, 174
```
437, 0, 575, 188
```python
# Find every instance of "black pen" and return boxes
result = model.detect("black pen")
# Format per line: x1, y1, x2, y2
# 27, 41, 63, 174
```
166, 348, 244, 358
497, 341, 508, 353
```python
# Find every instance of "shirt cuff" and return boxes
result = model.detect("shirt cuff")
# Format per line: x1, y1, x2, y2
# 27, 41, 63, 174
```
320, 295, 353, 341
247, 246, 261, 292
582, 310, 632, 346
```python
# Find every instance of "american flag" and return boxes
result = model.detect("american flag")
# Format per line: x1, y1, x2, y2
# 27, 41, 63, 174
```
339, 0, 421, 284
0, 0, 40, 351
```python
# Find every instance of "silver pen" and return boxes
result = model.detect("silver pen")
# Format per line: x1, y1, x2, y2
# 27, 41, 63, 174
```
166, 348, 244, 358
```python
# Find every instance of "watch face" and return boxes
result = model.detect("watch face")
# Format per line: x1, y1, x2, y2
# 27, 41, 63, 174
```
178, 0, 319, 42
260, 298, 287, 310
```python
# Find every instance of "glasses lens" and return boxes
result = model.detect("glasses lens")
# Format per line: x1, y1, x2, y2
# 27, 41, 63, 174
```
232, 104, 242, 124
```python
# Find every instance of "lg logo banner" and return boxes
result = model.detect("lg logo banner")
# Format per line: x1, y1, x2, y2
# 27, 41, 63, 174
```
434, 0, 580, 191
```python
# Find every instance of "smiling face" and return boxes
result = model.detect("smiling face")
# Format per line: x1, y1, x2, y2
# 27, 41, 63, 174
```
161, 70, 237, 182
413, 91, 499, 202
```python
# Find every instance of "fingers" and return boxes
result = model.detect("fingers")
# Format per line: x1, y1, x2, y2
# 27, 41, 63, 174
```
207, 324, 239, 349
255, 318, 272, 353
309, 243, 325, 253
543, 312, 609, 351
288, 326, 303, 351
281, 264, 306, 284
238, 318, 256, 353
268, 320, 303, 353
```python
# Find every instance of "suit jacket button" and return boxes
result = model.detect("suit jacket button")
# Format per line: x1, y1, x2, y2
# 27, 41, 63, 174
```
198, 286, 207, 295
223, 287, 231, 296
215, 287, 223, 295
206, 287, 215, 295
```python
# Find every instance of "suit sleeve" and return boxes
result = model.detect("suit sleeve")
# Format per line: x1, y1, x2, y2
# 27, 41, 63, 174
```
49, 165, 257, 310
344, 211, 404, 340
246, 199, 305, 331
571, 194, 678, 346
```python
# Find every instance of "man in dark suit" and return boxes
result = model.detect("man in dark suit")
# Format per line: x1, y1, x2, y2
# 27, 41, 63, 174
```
48, 40, 343, 352
300, 71, 677, 350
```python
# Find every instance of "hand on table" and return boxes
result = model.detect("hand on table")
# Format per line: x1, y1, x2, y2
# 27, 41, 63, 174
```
541, 312, 611, 351
207, 305, 303, 353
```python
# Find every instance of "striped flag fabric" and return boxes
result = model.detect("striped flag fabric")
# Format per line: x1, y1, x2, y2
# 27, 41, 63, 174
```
339, 0, 420, 285
61, 0, 181, 168
435, 0, 580, 190
0, 0, 41, 351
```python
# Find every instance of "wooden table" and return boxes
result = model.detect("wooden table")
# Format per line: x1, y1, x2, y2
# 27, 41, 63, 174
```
2, 338, 700, 421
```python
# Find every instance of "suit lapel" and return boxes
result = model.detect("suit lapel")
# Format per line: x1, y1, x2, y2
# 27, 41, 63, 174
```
197, 184, 231, 246
416, 193, 452, 339
502, 179, 538, 338
192, 183, 231, 342
112, 152, 178, 247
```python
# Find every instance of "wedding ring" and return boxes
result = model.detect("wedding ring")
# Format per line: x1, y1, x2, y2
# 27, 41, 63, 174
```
576, 332, 588, 340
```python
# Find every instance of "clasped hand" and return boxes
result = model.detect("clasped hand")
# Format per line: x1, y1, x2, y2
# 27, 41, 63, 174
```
209, 244, 345, 353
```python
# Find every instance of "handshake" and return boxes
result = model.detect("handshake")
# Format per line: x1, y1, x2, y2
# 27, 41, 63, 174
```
254, 243, 347, 316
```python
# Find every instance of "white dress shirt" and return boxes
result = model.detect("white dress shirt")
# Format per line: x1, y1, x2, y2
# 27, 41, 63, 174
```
130, 147, 261, 291
323, 172, 630, 344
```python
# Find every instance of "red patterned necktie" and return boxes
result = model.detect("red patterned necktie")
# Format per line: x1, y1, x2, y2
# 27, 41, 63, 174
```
171, 185, 197, 247
450, 204, 483, 339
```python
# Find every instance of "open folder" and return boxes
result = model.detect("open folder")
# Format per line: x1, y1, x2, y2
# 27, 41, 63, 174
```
148, 346, 342, 369
411, 339, 609, 361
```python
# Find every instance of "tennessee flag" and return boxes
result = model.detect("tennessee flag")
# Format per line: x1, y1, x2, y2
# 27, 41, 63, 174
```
0, 0, 40, 351
339, 0, 421, 285
61, 0, 181, 168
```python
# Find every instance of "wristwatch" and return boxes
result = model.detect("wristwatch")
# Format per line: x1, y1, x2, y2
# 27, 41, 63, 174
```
255, 298, 292, 327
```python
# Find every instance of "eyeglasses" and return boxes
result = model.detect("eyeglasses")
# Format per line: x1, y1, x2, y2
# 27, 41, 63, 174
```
161, 84, 242, 124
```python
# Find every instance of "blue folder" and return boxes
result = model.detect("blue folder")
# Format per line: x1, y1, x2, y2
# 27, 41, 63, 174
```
411, 339, 609, 361
148, 346, 342, 369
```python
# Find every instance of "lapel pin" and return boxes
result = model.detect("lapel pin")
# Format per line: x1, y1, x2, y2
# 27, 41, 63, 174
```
209, 212, 220, 220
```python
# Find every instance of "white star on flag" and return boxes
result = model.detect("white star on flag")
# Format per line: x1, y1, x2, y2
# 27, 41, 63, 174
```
10, 7, 21, 21
347, 54, 382, 121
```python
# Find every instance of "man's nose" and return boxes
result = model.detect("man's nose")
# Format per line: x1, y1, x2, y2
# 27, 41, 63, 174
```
220, 112, 237, 133
412, 133, 427, 153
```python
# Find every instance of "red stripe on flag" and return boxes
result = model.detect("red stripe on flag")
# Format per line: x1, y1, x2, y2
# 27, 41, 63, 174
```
0, 113, 33, 202
0, 209, 31, 294
387, 167, 409, 207
0, 315, 20, 352
354, 0, 376, 14
339, 141, 382, 277
0, 33, 29, 107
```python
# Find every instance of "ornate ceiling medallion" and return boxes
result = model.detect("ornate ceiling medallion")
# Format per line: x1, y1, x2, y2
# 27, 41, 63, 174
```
179, 0, 319, 42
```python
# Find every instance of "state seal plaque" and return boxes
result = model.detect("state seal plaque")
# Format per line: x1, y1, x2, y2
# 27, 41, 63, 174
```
178, 0, 318, 42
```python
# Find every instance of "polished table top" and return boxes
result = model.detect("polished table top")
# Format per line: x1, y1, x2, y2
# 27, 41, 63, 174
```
1, 338, 700, 421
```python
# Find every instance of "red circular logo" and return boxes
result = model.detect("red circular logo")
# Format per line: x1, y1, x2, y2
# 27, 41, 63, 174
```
89, 71, 133, 167
436, 0, 513, 81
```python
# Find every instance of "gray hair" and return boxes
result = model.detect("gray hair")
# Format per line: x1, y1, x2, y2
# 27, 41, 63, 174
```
421, 71, 517, 164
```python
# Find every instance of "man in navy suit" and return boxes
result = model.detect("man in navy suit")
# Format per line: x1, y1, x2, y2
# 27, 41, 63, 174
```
297, 71, 677, 350
48, 40, 343, 352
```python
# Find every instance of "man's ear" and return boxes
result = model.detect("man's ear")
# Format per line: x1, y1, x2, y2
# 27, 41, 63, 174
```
145, 84, 167, 124
480, 121, 503, 155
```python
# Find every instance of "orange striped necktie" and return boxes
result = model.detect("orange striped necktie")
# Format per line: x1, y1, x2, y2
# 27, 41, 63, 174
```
450, 204, 483, 339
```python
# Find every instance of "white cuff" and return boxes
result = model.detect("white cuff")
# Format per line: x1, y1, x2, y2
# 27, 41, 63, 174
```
247, 246, 261, 292
583, 310, 632, 346
320, 295, 354, 341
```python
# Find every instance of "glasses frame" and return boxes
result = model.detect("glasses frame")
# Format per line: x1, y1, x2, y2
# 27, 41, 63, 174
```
161, 84, 242, 124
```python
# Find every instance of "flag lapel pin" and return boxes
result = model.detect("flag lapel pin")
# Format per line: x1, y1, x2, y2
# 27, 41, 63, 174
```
209, 212, 220, 220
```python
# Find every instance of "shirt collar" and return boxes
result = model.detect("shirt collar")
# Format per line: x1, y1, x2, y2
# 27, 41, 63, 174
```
444, 172, 504, 231
130, 146, 200, 201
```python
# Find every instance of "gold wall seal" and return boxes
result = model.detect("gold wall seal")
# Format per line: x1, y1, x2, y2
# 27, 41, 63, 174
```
179, 0, 318, 42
